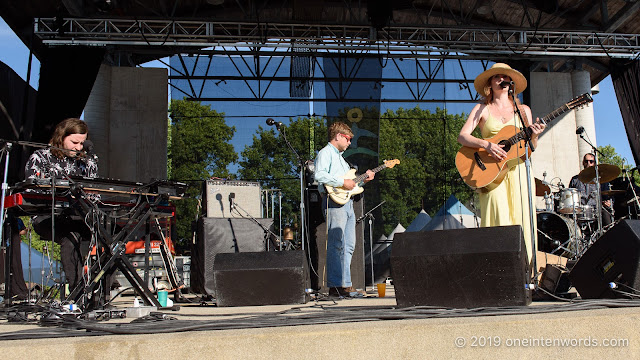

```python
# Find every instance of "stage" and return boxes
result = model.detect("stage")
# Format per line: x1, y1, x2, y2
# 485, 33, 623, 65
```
1, 287, 639, 359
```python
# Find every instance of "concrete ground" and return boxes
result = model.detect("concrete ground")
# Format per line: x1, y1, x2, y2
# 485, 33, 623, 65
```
1, 286, 640, 359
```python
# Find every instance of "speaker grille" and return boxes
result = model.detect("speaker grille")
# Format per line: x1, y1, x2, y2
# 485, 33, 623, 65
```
569, 220, 640, 299
204, 180, 261, 218
391, 226, 531, 308
214, 251, 310, 306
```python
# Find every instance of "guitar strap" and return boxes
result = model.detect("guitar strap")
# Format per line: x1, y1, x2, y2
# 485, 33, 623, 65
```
515, 99, 531, 127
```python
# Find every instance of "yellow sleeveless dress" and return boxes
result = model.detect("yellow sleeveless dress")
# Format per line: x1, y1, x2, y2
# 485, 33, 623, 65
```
478, 111, 537, 268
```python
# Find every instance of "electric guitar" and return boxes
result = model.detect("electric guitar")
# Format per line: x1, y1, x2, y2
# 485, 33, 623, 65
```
325, 159, 400, 205
455, 93, 593, 191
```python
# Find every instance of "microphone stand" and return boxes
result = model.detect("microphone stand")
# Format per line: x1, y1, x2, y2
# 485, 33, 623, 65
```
0, 139, 60, 305
278, 126, 307, 251
579, 133, 604, 239
356, 200, 385, 289
231, 201, 283, 250
509, 87, 538, 283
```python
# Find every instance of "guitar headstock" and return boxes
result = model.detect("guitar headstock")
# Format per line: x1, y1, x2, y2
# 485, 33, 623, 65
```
384, 159, 400, 168
567, 93, 594, 110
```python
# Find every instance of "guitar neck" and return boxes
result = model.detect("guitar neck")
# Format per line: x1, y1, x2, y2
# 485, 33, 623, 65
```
539, 103, 571, 125
507, 102, 576, 146
353, 163, 387, 183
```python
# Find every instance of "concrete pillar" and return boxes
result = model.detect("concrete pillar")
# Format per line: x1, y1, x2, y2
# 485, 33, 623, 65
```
530, 72, 581, 194
84, 65, 168, 182
571, 70, 596, 161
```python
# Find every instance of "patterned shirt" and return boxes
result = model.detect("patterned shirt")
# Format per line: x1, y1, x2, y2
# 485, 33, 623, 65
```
25, 148, 98, 179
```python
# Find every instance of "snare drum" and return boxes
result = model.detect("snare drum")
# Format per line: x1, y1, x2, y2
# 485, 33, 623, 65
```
558, 188, 582, 214
578, 204, 595, 222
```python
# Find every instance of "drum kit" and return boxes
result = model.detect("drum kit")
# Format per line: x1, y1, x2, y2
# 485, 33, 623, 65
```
535, 163, 639, 259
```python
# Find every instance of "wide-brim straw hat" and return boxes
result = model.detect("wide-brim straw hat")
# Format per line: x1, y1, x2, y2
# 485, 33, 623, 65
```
473, 63, 527, 96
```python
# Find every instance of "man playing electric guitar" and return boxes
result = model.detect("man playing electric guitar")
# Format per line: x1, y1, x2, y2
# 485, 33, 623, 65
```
314, 121, 375, 298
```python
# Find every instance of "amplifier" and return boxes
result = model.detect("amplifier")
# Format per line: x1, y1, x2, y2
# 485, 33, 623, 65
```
204, 180, 262, 218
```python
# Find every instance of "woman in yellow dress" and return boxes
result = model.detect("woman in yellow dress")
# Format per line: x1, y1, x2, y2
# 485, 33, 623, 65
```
457, 63, 545, 272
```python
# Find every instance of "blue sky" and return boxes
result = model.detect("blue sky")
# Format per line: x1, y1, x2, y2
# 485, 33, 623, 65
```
0, 18, 635, 166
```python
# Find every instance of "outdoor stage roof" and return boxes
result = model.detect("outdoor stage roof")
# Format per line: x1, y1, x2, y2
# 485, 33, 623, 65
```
2, 0, 640, 85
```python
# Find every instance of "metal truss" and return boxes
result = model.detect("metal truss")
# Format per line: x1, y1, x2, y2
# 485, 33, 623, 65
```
167, 53, 481, 103
35, 18, 640, 59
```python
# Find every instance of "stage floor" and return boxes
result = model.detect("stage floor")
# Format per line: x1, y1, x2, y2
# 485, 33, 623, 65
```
2, 286, 640, 359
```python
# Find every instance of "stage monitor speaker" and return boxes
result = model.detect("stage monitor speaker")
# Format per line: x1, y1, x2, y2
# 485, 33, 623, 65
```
213, 251, 310, 306
203, 180, 262, 218
191, 217, 272, 296
305, 186, 365, 291
569, 220, 640, 299
391, 225, 531, 308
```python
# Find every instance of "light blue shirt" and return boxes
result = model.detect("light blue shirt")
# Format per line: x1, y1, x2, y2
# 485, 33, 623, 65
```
314, 142, 352, 194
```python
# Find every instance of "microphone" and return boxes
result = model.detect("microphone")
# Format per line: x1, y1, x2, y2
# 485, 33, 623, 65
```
78, 139, 97, 161
499, 80, 514, 88
576, 126, 585, 135
84, 140, 94, 154
266, 118, 283, 130
229, 192, 235, 209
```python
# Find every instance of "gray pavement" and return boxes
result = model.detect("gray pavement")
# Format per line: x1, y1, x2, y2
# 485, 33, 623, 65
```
2, 286, 640, 359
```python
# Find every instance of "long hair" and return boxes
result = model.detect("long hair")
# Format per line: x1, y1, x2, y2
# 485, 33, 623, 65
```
481, 81, 529, 124
49, 118, 89, 159
328, 121, 353, 141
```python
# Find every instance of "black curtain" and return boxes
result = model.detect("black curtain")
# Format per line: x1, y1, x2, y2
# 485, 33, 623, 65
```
0, 61, 37, 184
32, 47, 105, 145
611, 60, 640, 166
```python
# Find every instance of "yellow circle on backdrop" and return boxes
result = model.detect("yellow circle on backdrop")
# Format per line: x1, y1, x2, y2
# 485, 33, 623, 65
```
347, 107, 363, 122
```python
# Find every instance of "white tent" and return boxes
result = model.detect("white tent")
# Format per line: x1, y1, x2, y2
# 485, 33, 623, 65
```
20, 242, 59, 287
405, 209, 432, 232
387, 223, 406, 240
421, 195, 480, 231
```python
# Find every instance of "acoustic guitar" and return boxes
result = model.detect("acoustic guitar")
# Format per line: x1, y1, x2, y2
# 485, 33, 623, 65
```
455, 93, 593, 191
325, 159, 400, 205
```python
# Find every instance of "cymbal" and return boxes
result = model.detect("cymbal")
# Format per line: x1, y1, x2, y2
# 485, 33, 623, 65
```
577, 164, 621, 184
535, 178, 551, 196
601, 189, 626, 196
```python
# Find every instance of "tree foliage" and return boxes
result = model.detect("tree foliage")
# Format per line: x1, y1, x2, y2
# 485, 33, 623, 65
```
598, 144, 639, 184
237, 117, 327, 228
237, 106, 478, 236
168, 99, 237, 247
378, 106, 477, 234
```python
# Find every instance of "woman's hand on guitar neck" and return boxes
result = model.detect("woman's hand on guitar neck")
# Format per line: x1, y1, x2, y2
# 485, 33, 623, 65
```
485, 140, 507, 161
530, 120, 545, 139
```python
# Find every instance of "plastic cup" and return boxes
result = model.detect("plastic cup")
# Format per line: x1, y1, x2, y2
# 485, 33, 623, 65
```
158, 290, 168, 307
376, 283, 386, 297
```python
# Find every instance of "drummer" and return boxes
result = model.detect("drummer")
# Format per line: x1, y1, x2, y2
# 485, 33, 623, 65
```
568, 153, 613, 226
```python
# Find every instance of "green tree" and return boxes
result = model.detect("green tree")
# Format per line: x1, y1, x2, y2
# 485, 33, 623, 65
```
597, 144, 640, 184
378, 106, 477, 235
237, 117, 327, 230
237, 106, 477, 238
168, 99, 237, 248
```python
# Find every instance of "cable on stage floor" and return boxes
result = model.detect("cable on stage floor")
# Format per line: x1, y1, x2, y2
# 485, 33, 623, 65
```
2, 298, 640, 341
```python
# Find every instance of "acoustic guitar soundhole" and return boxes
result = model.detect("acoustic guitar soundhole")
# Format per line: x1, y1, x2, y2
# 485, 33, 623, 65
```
499, 140, 511, 153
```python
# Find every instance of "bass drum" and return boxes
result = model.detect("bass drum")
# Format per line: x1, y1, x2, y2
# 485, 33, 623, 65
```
536, 211, 580, 255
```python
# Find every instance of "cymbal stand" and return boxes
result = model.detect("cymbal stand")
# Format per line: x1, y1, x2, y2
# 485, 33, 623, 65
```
570, 202, 583, 258
623, 168, 640, 219
578, 132, 603, 239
